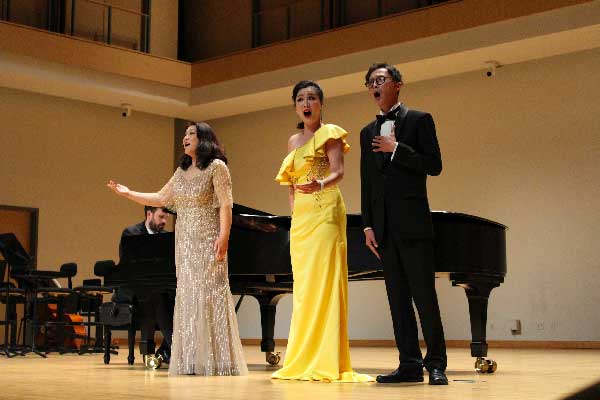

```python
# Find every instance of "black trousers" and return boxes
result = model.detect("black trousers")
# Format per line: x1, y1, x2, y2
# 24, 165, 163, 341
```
381, 230, 447, 371
140, 292, 174, 351
113, 290, 174, 351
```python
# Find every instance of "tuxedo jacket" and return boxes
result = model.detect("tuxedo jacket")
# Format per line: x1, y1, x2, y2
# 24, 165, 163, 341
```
118, 221, 148, 261
122, 221, 148, 237
360, 104, 442, 245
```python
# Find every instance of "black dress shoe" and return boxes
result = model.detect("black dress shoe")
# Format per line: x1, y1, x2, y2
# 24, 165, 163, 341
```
376, 366, 424, 383
428, 368, 448, 385
155, 346, 170, 364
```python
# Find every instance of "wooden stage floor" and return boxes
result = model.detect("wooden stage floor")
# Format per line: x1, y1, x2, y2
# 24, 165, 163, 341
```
1, 346, 599, 399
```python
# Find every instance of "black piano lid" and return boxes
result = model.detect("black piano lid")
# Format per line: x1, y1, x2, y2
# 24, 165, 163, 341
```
345, 211, 507, 230
233, 203, 291, 232
233, 203, 273, 216
430, 211, 508, 230
233, 203, 507, 231
232, 208, 507, 277
236, 211, 507, 233
233, 215, 291, 232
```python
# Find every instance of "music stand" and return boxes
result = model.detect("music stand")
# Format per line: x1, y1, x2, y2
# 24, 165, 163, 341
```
0, 234, 30, 357
0, 233, 45, 357
0, 233, 32, 270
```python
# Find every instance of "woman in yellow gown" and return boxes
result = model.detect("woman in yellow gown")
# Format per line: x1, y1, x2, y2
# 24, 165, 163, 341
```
273, 80, 373, 383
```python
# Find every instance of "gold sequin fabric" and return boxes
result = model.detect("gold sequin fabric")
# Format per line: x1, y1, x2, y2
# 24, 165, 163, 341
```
158, 159, 248, 376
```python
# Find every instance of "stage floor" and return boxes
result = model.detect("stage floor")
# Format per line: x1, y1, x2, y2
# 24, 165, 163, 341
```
1, 345, 599, 399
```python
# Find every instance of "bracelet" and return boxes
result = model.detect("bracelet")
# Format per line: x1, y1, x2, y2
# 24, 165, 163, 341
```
317, 179, 325, 191
363, 227, 373, 232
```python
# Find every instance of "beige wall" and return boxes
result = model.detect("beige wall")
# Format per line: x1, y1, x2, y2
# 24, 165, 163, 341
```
209, 48, 600, 341
0, 87, 174, 287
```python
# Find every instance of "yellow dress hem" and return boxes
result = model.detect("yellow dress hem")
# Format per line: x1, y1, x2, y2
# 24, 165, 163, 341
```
271, 370, 374, 383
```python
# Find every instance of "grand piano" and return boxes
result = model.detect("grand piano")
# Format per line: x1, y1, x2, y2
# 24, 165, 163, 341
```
106, 204, 507, 373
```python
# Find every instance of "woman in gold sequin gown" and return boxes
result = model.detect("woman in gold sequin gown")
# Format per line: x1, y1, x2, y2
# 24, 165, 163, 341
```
107, 122, 248, 376
272, 81, 373, 382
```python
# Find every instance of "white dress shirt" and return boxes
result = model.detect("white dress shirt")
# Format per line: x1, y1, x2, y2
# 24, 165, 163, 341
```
145, 222, 156, 234
379, 102, 402, 160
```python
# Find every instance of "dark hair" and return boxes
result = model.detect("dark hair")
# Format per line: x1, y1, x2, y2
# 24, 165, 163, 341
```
144, 206, 168, 215
292, 80, 324, 130
365, 62, 403, 85
179, 122, 227, 170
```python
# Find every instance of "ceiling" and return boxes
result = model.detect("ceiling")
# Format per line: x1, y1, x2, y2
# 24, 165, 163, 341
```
0, 1, 598, 121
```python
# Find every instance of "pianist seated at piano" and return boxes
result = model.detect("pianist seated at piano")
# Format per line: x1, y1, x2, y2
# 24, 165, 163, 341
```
272, 80, 373, 382
107, 121, 247, 376
118, 205, 169, 260
114, 206, 174, 365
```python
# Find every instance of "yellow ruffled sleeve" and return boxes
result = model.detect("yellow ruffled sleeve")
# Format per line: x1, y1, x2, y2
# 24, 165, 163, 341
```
309, 124, 350, 160
275, 151, 296, 186
275, 124, 350, 186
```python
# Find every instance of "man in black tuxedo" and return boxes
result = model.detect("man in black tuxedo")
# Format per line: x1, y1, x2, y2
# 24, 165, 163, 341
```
118, 206, 169, 260
360, 63, 448, 385
116, 206, 173, 363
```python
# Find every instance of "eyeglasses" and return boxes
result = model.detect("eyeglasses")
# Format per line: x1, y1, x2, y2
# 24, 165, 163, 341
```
365, 75, 389, 88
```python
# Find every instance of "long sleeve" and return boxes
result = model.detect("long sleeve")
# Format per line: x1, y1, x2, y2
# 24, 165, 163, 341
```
212, 159, 233, 208
392, 113, 442, 176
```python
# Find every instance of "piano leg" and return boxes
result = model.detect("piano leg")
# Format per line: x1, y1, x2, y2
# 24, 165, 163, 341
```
453, 278, 501, 373
139, 320, 158, 369
127, 323, 135, 365
255, 293, 286, 366
103, 327, 111, 364
139, 321, 157, 357
94, 300, 104, 349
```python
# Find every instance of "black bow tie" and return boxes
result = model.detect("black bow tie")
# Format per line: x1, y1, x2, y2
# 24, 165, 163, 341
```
376, 108, 399, 123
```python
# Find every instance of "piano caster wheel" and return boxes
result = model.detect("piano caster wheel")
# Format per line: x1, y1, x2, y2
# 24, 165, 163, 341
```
103, 354, 110, 364
475, 357, 497, 373
144, 354, 163, 370
475, 357, 489, 373
266, 352, 281, 366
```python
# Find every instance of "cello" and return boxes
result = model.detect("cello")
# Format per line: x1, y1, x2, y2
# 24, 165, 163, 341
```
36, 299, 86, 350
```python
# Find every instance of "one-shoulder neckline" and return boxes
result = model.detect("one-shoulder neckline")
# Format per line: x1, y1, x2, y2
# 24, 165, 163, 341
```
287, 124, 329, 156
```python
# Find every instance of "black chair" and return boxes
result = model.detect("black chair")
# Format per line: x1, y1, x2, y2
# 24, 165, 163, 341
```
94, 260, 137, 365
0, 233, 39, 357
35, 262, 85, 354
73, 267, 114, 355
0, 260, 26, 357
11, 262, 82, 356
0, 234, 81, 356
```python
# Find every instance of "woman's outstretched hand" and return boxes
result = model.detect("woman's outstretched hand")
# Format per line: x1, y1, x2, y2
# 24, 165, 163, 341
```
107, 180, 130, 197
